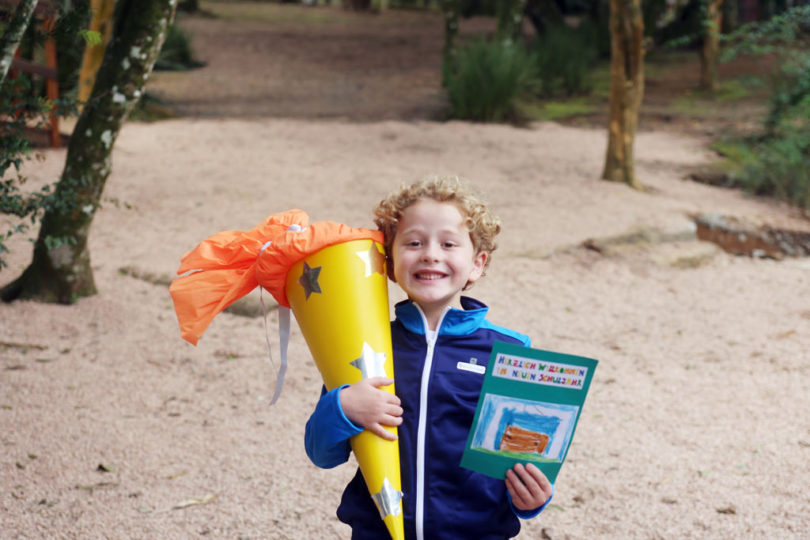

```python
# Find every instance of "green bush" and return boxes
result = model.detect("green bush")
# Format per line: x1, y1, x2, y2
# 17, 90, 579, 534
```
533, 23, 597, 98
730, 53, 810, 211
444, 38, 538, 122
766, 51, 810, 132
714, 5, 810, 212
734, 130, 810, 211
155, 24, 204, 71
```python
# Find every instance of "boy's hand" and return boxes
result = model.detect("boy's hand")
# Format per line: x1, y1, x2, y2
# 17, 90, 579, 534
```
339, 377, 403, 441
505, 463, 553, 512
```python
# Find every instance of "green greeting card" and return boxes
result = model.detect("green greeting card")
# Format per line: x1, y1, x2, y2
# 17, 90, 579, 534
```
460, 341, 598, 484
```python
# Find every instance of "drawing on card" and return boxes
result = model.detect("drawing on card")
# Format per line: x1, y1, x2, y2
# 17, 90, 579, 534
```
469, 394, 579, 463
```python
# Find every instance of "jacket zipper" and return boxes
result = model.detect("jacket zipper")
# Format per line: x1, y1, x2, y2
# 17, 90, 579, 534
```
414, 305, 450, 540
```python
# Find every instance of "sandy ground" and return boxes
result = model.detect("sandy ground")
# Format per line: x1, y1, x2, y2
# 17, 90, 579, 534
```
2, 5, 810, 540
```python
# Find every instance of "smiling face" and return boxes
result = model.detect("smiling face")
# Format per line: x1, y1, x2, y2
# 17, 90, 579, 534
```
391, 198, 487, 329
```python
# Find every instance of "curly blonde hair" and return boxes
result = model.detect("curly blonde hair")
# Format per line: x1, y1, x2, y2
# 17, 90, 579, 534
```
373, 175, 501, 278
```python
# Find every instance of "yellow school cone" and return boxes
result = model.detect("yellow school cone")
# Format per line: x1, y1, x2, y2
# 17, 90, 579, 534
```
286, 239, 404, 540
170, 212, 404, 539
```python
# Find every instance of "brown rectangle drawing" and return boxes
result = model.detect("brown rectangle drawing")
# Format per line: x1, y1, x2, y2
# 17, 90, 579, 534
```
498, 425, 549, 454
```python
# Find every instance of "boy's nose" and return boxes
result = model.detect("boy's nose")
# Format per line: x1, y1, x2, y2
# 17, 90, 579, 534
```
421, 243, 440, 262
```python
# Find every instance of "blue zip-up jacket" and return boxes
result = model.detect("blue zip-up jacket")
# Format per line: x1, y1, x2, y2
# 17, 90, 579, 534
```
305, 297, 552, 540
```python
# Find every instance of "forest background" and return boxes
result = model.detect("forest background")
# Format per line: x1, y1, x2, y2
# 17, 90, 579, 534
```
1, 0, 809, 538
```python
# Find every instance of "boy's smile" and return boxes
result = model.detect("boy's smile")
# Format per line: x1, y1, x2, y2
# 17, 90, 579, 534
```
391, 198, 486, 329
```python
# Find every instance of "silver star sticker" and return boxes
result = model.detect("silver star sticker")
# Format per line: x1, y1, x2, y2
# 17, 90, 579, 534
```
371, 477, 402, 520
356, 244, 386, 277
350, 342, 387, 379
298, 262, 322, 300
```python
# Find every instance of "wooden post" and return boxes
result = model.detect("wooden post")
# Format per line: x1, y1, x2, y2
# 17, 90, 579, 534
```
43, 16, 59, 147
77, 0, 116, 108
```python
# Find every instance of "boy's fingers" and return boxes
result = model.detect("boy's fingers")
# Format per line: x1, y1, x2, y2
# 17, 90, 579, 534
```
522, 463, 553, 496
388, 404, 403, 417
380, 412, 403, 426
371, 423, 398, 441
511, 464, 546, 504
505, 470, 529, 506
367, 377, 394, 388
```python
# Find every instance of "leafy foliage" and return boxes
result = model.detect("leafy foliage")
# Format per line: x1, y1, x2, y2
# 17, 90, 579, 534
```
154, 23, 204, 71
533, 22, 597, 97
0, 75, 77, 267
717, 6, 810, 212
444, 38, 538, 122
0, 13, 84, 269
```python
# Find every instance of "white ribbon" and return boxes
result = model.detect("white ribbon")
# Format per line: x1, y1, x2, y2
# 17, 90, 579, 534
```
260, 286, 290, 406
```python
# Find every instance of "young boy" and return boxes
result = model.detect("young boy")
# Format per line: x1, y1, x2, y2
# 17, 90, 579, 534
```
305, 176, 553, 539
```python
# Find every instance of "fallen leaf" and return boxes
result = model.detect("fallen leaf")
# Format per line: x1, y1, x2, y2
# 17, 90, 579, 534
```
716, 505, 736, 515
76, 482, 118, 493
166, 470, 188, 480
173, 493, 217, 510
97, 463, 115, 473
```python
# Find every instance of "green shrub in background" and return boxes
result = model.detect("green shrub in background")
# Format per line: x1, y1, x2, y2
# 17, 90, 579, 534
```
155, 24, 204, 71
717, 6, 810, 212
730, 53, 810, 211
736, 130, 810, 211
765, 51, 810, 132
533, 22, 597, 98
444, 38, 538, 122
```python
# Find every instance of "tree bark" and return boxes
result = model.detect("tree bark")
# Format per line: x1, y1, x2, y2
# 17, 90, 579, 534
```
439, 0, 460, 63
601, 0, 644, 190
0, 0, 39, 85
496, 0, 528, 44
1, 0, 177, 303
700, 0, 724, 91
722, 0, 738, 32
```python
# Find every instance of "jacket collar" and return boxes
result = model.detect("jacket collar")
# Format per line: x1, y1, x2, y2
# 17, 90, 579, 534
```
395, 296, 489, 336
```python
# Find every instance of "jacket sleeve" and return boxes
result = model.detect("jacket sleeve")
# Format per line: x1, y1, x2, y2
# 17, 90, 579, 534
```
304, 384, 363, 469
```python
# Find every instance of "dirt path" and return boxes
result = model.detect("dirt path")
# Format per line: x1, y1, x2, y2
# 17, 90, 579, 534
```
1, 4, 809, 539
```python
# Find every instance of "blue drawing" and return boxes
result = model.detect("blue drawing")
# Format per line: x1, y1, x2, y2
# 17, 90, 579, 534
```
470, 394, 580, 461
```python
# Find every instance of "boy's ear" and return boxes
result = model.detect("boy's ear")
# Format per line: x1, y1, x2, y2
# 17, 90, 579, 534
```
468, 251, 487, 283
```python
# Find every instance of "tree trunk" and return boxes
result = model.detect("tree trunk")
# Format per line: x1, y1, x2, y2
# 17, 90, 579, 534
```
700, 0, 724, 91
1, 0, 177, 304
722, 0, 738, 32
525, 0, 564, 38
0, 0, 39, 85
439, 0, 460, 62
601, 0, 644, 190
497, 0, 528, 44
439, 0, 460, 86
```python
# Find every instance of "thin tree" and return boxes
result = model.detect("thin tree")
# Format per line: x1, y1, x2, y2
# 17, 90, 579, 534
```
0, 0, 39, 84
601, 0, 644, 190
496, 0, 528, 44
439, 0, 461, 65
700, 0, 724, 91
1, 0, 177, 303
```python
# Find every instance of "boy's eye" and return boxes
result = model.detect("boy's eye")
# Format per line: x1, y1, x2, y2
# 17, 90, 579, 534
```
406, 241, 421, 247
442, 242, 456, 248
